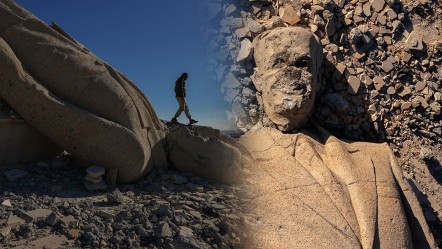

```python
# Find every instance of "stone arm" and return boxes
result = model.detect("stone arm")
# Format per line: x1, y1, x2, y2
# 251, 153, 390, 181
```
0, 0, 167, 183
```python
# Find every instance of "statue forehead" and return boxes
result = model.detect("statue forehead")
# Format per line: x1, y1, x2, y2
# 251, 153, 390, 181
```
254, 27, 319, 64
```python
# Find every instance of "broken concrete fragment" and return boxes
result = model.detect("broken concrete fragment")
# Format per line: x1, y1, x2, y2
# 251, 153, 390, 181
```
236, 38, 253, 63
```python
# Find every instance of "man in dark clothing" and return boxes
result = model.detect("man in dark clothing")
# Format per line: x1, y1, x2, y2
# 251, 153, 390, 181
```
171, 73, 198, 124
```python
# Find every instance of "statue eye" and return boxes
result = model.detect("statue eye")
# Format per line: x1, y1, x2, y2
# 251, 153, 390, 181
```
294, 56, 310, 68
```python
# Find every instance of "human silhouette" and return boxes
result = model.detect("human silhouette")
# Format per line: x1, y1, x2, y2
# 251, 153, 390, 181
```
171, 73, 198, 125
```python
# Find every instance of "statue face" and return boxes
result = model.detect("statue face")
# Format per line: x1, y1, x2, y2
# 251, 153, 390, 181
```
251, 27, 322, 131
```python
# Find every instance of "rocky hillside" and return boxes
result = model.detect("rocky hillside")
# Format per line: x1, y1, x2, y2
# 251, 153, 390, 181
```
201, 0, 441, 246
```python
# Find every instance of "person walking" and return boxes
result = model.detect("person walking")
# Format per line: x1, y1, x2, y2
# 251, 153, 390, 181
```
171, 72, 198, 125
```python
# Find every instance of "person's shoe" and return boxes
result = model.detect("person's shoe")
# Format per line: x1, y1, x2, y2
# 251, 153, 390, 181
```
171, 118, 178, 124
189, 119, 198, 125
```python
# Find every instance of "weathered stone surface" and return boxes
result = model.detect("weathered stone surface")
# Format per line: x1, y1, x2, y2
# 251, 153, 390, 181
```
251, 27, 322, 131
166, 126, 243, 184
0, 0, 167, 183
238, 127, 435, 249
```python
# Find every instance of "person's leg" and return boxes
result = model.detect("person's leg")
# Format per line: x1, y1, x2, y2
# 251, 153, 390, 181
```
183, 99, 192, 120
173, 97, 185, 119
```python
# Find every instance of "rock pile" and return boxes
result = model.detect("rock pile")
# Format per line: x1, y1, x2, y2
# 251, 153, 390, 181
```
0, 152, 242, 248
205, 0, 441, 148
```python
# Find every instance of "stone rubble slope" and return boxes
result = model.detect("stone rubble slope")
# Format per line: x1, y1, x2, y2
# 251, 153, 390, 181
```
0, 147, 243, 249
201, 0, 441, 246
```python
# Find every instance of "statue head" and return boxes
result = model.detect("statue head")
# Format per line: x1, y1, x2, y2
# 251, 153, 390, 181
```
251, 27, 323, 131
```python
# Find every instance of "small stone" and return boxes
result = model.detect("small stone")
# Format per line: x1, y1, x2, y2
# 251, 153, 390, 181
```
235, 27, 250, 39
7, 215, 25, 228
1, 199, 12, 208
45, 212, 60, 226
4, 169, 28, 181
370, 0, 385, 12
434, 92, 442, 102
26, 209, 52, 221
0, 226, 12, 237
106, 188, 124, 204
373, 76, 385, 90
67, 229, 79, 240
386, 8, 397, 20
406, 32, 424, 51
415, 81, 426, 91
347, 76, 361, 94
178, 226, 194, 238
247, 19, 265, 34
154, 222, 173, 238
84, 180, 107, 191
401, 102, 412, 110
97, 211, 116, 220
398, 86, 411, 97
381, 56, 395, 72
86, 166, 105, 178
377, 14, 387, 25
363, 2, 371, 16
412, 96, 429, 108
263, 16, 284, 30
280, 5, 300, 25
60, 215, 79, 229
387, 87, 396, 95
236, 39, 253, 63
225, 4, 237, 15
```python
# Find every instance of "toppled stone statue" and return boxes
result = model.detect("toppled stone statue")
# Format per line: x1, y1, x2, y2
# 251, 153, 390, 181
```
236, 27, 436, 248
0, 0, 167, 183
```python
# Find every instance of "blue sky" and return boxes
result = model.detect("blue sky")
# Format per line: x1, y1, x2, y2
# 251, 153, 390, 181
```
15, 0, 231, 129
